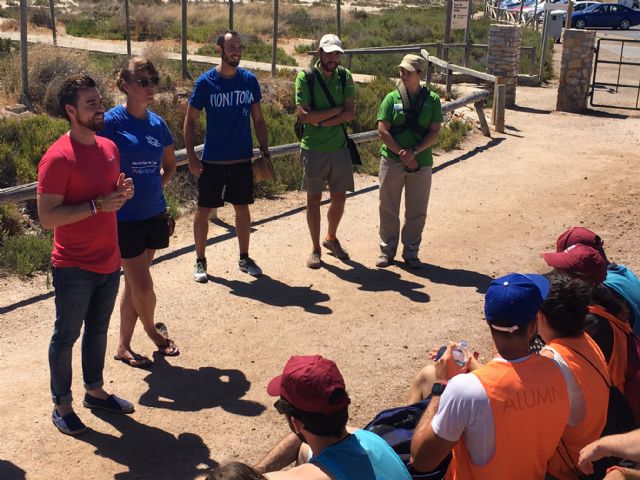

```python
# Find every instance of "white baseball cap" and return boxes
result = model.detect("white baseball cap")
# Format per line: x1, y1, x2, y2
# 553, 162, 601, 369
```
319, 34, 344, 53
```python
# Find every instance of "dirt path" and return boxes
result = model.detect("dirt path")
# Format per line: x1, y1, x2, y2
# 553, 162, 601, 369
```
1, 76, 639, 479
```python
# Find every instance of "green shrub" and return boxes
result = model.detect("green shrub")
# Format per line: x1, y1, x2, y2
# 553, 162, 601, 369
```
0, 204, 23, 244
0, 233, 52, 276
435, 119, 473, 151
196, 35, 297, 67
0, 116, 68, 185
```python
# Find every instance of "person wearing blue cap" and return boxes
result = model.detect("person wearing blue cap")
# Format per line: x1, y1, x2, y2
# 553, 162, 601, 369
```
411, 273, 570, 480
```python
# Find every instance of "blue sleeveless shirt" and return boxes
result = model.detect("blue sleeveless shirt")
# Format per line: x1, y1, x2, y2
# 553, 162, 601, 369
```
311, 429, 411, 480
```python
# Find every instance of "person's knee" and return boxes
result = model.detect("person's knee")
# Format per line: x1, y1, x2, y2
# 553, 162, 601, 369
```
234, 204, 251, 220
330, 192, 346, 207
195, 207, 211, 222
307, 194, 322, 209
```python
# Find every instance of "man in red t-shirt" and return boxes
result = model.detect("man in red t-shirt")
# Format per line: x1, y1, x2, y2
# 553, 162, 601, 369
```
37, 74, 135, 436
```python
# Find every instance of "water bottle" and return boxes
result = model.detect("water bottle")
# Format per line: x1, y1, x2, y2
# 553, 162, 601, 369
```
452, 341, 469, 367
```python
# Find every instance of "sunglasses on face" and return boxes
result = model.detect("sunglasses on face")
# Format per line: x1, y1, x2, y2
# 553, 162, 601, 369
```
133, 76, 160, 88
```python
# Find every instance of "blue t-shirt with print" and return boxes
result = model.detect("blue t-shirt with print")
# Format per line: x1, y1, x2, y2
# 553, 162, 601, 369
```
189, 67, 261, 162
99, 105, 174, 221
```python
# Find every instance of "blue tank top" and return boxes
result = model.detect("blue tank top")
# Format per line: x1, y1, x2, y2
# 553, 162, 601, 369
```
311, 429, 411, 480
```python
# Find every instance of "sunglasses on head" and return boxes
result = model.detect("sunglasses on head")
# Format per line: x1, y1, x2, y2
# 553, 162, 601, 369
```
133, 76, 160, 87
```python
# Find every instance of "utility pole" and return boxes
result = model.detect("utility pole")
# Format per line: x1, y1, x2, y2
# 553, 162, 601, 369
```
20, 0, 30, 108
271, 0, 279, 78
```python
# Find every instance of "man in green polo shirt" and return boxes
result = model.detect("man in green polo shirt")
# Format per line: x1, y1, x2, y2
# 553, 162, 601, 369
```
295, 34, 356, 269
376, 54, 442, 269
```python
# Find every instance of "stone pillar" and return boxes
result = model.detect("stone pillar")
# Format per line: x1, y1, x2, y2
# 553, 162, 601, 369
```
556, 29, 596, 113
487, 24, 522, 107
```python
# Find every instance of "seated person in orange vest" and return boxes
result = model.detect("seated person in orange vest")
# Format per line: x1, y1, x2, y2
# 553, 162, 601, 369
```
579, 429, 640, 480
410, 273, 570, 480
537, 272, 609, 480
260, 355, 412, 480
543, 239, 638, 420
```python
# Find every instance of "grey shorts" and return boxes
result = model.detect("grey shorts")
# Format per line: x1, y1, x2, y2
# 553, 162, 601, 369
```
301, 147, 355, 195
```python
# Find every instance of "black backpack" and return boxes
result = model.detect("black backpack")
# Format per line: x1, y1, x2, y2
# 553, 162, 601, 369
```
364, 399, 451, 480
388, 84, 431, 140
556, 346, 637, 479
294, 66, 347, 141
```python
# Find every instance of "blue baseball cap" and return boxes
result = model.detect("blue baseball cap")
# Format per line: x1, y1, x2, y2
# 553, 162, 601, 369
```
484, 273, 550, 333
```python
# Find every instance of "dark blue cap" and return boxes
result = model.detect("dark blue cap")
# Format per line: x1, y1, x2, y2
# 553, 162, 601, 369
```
484, 273, 550, 333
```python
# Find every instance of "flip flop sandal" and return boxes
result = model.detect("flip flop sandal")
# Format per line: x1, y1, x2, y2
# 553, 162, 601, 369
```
155, 322, 180, 356
114, 354, 153, 369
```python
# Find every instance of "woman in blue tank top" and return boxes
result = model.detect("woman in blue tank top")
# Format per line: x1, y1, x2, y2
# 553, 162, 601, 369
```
99, 57, 178, 368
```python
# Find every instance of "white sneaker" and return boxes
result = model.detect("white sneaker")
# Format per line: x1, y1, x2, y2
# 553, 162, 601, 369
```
239, 257, 262, 277
193, 259, 208, 283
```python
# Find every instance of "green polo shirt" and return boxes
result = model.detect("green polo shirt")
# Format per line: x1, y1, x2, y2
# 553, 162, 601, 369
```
295, 63, 356, 152
377, 87, 443, 167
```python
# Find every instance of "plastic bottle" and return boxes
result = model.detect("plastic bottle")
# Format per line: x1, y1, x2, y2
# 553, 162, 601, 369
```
452, 341, 469, 367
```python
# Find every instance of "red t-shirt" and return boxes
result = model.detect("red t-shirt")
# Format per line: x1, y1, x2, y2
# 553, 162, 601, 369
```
37, 134, 121, 274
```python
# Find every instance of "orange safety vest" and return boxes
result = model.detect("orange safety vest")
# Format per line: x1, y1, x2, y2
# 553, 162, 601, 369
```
446, 356, 569, 480
546, 334, 610, 480
588, 304, 631, 393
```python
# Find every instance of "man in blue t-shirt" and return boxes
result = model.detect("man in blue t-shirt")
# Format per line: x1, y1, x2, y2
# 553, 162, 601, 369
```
184, 30, 269, 282
256, 355, 412, 480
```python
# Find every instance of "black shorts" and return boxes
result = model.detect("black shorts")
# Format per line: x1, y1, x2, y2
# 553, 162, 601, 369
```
118, 210, 171, 259
198, 161, 254, 208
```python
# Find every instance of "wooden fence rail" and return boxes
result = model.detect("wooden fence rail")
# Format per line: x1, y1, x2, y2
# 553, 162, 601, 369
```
0, 90, 491, 205
421, 49, 505, 133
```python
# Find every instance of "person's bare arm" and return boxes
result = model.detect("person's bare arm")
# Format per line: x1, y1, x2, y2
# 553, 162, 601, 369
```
297, 104, 343, 125
265, 463, 329, 480
38, 173, 132, 229
410, 395, 458, 472
160, 145, 177, 187
183, 105, 202, 175
579, 429, 640, 474
255, 432, 302, 474
317, 97, 355, 127
250, 103, 269, 156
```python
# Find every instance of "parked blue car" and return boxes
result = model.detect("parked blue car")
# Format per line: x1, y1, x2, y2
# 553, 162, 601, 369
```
571, 3, 640, 29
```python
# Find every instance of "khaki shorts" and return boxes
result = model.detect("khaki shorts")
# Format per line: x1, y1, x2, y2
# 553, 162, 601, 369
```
301, 147, 355, 195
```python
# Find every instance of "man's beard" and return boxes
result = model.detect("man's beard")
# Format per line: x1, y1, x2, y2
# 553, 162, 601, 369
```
222, 51, 240, 68
320, 60, 338, 72
78, 114, 104, 132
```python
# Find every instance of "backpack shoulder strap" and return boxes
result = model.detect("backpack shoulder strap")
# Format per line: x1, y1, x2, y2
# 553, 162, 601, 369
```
337, 66, 347, 92
302, 67, 316, 110
564, 344, 613, 388
397, 83, 412, 114
413, 85, 430, 116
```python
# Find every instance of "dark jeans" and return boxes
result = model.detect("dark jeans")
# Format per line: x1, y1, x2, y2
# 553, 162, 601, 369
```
49, 266, 120, 405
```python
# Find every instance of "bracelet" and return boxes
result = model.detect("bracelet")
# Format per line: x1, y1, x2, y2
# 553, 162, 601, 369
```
261, 150, 270, 159
89, 200, 97, 216
95, 196, 104, 212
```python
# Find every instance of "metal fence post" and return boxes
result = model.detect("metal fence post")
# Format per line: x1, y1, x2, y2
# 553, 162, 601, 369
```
229, 0, 234, 30
49, 0, 57, 46
124, 0, 131, 56
181, 0, 189, 79
337, 0, 341, 37
446, 67, 453, 100
20, 0, 30, 108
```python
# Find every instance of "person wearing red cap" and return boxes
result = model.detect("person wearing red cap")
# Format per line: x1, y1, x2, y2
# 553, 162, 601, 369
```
257, 355, 412, 480
543, 244, 609, 284
411, 273, 570, 480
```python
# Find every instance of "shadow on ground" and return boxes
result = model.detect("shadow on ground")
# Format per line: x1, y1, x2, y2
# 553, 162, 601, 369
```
0, 460, 26, 480
138, 355, 266, 416
207, 274, 332, 314
78, 411, 216, 480
399, 263, 493, 294
323, 259, 431, 303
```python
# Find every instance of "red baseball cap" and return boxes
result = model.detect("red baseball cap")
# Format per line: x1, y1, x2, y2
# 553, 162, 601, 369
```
542, 244, 607, 284
556, 227, 604, 253
267, 355, 351, 415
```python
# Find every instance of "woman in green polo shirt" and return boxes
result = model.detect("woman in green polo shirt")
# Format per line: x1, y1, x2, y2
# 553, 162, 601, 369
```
376, 54, 442, 269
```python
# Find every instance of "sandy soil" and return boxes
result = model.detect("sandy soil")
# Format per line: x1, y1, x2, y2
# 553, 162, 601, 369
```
2, 46, 640, 480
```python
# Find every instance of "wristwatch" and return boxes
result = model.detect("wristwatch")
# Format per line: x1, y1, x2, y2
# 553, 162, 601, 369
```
431, 381, 447, 397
